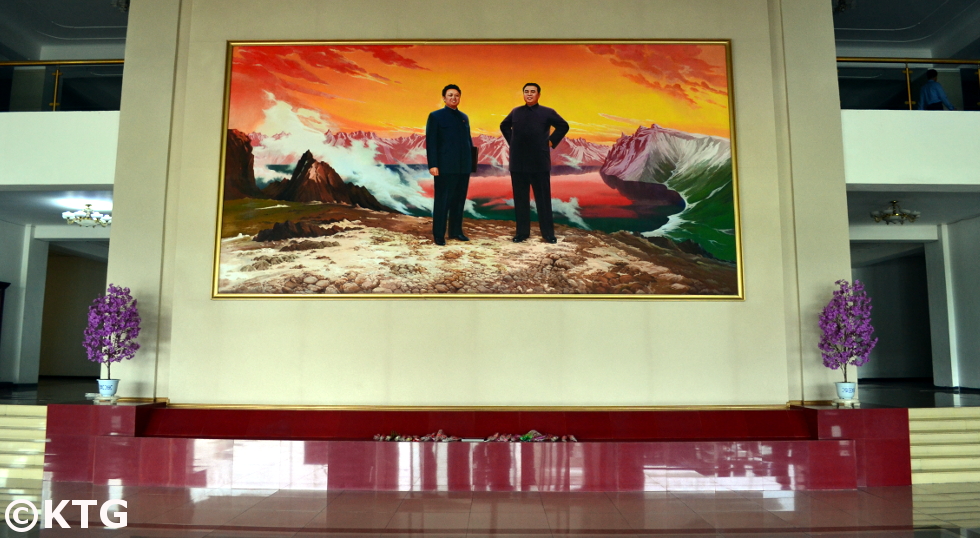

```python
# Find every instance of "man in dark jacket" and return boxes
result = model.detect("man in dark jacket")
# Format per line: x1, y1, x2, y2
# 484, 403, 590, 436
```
426, 84, 474, 246
500, 83, 569, 243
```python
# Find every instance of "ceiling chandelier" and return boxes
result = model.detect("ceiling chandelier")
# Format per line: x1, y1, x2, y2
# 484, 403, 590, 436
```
870, 200, 919, 225
63, 204, 112, 227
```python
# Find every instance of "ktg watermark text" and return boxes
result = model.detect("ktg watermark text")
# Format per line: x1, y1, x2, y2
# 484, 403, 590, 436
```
5, 500, 127, 532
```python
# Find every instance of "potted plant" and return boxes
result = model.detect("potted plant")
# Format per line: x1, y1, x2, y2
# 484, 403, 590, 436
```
818, 279, 877, 400
83, 284, 141, 397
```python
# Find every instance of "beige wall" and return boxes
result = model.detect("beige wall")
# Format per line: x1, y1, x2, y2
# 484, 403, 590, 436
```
38, 254, 105, 377
108, 0, 848, 405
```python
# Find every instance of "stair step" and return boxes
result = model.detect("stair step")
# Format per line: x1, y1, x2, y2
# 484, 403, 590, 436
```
940, 492, 980, 501
0, 417, 46, 429
914, 503, 980, 514
911, 502, 980, 512
0, 440, 45, 453
0, 491, 42, 500
914, 512, 980, 524
912, 456, 980, 471
0, 454, 43, 466
0, 467, 44, 480
911, 443, 980, 457
909, 407, 980, 420
910, 431, 980, 444
912, 469, 980, 484
909, 419, 980, 432
0, 405, 46, 418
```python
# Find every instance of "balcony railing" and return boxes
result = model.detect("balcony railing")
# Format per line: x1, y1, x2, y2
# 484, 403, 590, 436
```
0, 60, 124, 112
3, 57, 976, 113
838, 57, 980, 111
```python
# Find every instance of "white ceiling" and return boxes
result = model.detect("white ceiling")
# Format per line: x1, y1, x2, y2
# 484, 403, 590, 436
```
0, 189, 113, 226
851, 242, 924, 267
845, 188, 980, 267
0, 0, 127, 61
847, 187, 980, 227
2, 1, 980, 61
833, 0, 980, 58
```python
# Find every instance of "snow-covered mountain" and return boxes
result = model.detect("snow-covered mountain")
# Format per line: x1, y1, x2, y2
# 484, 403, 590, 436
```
477, 135, 609, 169
323, 131, 428, 165
554, 137, 610, 168
473, 135, 509, 167
600, 125, 736, 261
316, 130, 609, 169
601, 125, 730, 186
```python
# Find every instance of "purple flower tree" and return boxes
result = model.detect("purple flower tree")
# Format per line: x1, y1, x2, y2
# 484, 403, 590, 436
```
83, 284, 141, 380
818, 279, 877, 383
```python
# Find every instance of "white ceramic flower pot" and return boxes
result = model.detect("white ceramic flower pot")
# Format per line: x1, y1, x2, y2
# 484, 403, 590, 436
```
97, 379, 119, 397
835, 381, 856, 400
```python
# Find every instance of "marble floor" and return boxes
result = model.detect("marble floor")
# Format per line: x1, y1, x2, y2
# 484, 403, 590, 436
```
857, 378, 980, 408
3, 378, 978, 535
0, 480, 970, 537
1, 377, 977, 409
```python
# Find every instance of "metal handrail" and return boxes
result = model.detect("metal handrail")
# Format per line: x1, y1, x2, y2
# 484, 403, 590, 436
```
837, 56, 980, 110
0, 60, 123, 67
1, 60, 124, 111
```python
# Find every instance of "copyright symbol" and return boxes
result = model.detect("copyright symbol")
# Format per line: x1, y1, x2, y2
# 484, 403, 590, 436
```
4, 500, 38, 532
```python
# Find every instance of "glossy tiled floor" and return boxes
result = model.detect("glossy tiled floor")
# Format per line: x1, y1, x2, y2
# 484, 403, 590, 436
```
0, 480, 971, 536
4, 377, 980, 409
858, 379, 980, 408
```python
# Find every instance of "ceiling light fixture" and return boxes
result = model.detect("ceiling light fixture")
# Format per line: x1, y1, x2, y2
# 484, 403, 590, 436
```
870, 200, 919, 225
63, 204, 112, 227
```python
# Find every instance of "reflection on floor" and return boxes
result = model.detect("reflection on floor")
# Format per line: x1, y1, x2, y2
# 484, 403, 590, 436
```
859, 378, 980, 409
0, 479, 971, 536
1, 377, 977, 534
0, 376, 94, 406
5, 377, 979, 409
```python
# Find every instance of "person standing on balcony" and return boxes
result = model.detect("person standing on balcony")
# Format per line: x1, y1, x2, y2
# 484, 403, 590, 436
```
918, 69, 955, 110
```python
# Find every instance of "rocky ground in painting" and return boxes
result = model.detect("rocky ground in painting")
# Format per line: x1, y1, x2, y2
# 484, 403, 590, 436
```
217, 203, 738, 296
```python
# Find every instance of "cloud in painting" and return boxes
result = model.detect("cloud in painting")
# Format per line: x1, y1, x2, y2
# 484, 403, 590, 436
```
598, 113, 656, 126
233, 45, 428, 103
588, 44, 727, 106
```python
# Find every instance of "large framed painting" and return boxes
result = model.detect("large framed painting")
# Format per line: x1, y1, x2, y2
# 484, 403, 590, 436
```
213, 41, 742, 299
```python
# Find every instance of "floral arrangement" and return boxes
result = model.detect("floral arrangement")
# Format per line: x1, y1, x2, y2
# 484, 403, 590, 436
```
487, 431, 577, 442
374, 430, 460, 442
372, 429, 578, 442
83, 284, 141, 380
818, 279, 877, 383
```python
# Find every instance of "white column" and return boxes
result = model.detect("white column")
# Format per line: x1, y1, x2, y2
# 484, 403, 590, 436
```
769, 0, 853, 402
17, 228, 48, 384
945, 216, 980, 388
0, 222, 49, 384
924, 224, 958, 387
104, 0, 183, 398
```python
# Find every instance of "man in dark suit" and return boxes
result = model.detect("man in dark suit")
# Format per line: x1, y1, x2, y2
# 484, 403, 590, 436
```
426, 84, 474, 246
500, 83, 569, 243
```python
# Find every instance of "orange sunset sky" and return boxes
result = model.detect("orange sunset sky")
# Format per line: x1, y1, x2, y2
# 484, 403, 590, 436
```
227, 43, 731, 144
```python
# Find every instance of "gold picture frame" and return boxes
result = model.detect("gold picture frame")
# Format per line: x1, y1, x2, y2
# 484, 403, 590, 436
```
212, 40, 743, 300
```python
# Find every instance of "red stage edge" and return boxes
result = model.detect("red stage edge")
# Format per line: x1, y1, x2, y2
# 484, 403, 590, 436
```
44, 405, 911, 491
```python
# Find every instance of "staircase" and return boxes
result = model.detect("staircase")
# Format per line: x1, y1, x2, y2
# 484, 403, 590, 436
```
909, 407, 980, 484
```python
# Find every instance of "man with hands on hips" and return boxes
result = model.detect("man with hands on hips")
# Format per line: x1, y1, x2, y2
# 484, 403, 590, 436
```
500, 83, 569, 244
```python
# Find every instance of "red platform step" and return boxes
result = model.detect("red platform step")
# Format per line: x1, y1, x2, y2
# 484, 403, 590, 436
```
43, 405, 911, 491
